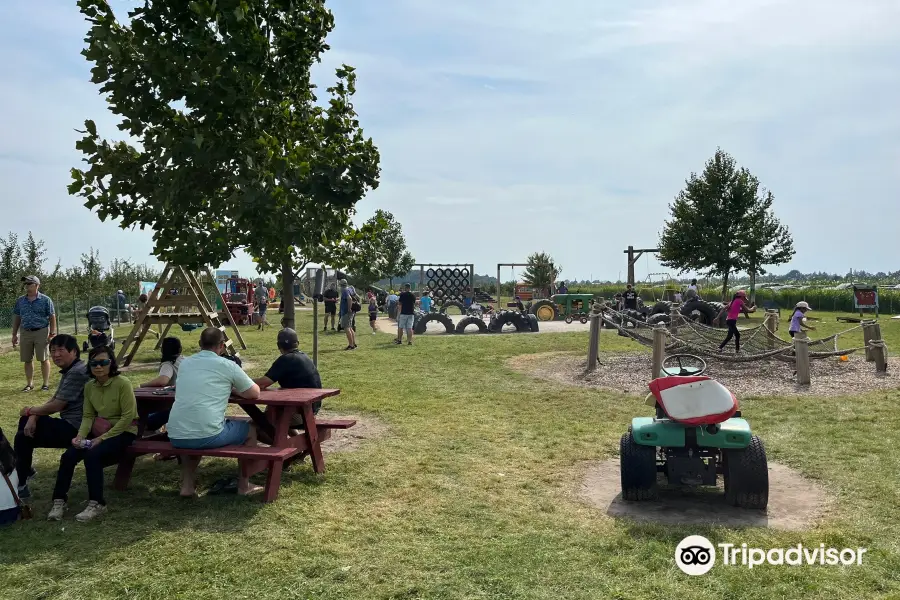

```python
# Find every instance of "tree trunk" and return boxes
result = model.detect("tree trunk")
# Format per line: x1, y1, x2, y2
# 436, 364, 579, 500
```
749, 270, 757, 305
720, 271, 730, 302
281, 255, 295, 331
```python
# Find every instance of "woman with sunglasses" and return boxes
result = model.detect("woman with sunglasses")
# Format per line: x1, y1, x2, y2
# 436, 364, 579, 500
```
47, 346, 138, 522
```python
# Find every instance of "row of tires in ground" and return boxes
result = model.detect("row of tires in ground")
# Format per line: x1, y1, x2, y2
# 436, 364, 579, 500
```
411, 310, 539, 335
610, 299, 726, 327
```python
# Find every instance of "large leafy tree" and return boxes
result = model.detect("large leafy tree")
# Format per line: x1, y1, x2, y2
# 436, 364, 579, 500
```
736, 188, 795, 303
658, 148, 780, 300
69, 0, 380, 330
376, 210, 415, 290
521, 252, 561, 296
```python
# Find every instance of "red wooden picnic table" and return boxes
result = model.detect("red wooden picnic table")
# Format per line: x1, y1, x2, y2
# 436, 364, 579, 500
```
114, 387, 345, 502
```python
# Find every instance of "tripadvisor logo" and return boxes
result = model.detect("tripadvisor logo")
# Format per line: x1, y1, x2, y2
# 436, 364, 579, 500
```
675, 536, 867, 574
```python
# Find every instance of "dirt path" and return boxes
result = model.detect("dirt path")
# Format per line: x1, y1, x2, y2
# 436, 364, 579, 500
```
574, 459, 832, 531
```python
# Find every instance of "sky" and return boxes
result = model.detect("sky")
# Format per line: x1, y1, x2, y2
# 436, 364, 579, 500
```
2, 0, 899, 284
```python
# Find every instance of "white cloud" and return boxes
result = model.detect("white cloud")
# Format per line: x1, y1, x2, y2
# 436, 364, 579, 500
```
1, 0, 899, 281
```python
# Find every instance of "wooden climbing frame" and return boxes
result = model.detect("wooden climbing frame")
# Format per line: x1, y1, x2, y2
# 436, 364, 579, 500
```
116, 264, 246, 367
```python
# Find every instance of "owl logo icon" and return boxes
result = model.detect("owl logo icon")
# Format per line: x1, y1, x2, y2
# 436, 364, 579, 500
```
675, 535, 716, 575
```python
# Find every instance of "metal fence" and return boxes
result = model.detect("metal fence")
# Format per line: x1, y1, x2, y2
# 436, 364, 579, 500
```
0, 290, 221, 351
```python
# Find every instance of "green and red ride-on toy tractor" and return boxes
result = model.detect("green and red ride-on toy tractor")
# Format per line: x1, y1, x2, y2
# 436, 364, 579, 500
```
619, 354, 769, 509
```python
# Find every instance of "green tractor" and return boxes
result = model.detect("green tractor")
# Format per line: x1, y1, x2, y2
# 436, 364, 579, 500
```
530, 293, 597, 323
620, 354, 769, 509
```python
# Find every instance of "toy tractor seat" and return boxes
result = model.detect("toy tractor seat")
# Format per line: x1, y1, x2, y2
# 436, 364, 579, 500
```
648, 376, 737, 426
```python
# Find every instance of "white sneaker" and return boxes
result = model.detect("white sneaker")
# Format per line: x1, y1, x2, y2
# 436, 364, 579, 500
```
75, 500, 107, 522
47, 499, 67, 521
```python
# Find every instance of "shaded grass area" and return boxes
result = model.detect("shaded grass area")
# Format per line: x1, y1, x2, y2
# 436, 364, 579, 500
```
0, 310, 898, 599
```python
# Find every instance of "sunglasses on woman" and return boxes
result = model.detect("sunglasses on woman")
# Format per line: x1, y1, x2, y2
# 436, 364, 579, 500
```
89, 359, 111, 367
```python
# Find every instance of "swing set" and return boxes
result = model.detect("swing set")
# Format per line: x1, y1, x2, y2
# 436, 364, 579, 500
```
496, 263, 555, 311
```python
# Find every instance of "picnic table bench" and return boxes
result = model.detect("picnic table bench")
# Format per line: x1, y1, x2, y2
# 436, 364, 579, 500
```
113, 388, 351, 502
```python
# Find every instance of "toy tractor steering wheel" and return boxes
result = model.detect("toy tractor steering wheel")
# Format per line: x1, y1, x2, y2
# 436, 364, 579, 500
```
661, 354, 707, 376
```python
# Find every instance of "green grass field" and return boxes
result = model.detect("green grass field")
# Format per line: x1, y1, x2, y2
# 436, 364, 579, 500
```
1, 310, 899, 599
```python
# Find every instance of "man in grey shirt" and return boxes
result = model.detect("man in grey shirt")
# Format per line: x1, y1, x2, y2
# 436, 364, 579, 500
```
14, 334, 89, 500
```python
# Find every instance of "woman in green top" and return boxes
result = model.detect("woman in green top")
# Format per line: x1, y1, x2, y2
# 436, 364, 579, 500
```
48, 346, 138, 522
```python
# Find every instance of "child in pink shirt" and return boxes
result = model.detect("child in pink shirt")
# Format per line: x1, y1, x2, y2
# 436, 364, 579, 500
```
718, 290, 750, 353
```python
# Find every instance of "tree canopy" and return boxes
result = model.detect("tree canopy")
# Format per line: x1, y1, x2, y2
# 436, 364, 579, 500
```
657, 148, 794, 300
69, 0, 380, 329
521, 252, 561, 295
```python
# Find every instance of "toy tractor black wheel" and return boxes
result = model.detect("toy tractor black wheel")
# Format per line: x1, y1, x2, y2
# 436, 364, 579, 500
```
565, 315, 573, 324
723, 435, 769, 509
531, 299, 558, 321
579, 316, 589, 324
526, 314, 540, 332
620, 431, 658, 500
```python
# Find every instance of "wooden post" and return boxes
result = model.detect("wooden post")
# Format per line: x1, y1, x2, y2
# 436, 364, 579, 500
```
626, 245, 635, 286
312, 299, 319, 367
794, 332, 810, 385
651, 324, 667, 379
862, 320, 875, 362
668, 306, 680, 334
587, 302, 603, 371
870, 323, 887, 373
496, 264, 501, 314
764, 309, 778, 349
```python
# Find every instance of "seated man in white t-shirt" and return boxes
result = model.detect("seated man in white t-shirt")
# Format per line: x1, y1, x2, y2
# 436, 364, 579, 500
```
165, 328, 261, 497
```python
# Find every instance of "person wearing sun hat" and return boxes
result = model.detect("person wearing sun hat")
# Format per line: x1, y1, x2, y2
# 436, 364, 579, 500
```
789, 301, 816, 338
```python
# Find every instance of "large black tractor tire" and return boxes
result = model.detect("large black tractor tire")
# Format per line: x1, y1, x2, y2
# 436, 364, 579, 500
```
530, 299, 558, 321
414, 312, 455, 335
440, 300, 466, 315
620, 432, 658, 501
680, 299, 719, 326
723, 435, 769, 509
490, 310, 530, 333
647, 313, 670, 326
623, 309, 645, 327
456, 316, 488, 334
526, 314, 540, 332
650, 301, 672, 316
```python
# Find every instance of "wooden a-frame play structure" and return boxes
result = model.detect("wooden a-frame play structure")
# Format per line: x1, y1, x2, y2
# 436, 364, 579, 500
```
117, 263, 246, 367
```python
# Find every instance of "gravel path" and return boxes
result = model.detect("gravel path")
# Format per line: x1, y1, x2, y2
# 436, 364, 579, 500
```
506, 351, 900, 398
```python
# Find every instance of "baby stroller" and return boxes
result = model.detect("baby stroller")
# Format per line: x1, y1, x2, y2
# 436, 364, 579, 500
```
82, 306, 115, 352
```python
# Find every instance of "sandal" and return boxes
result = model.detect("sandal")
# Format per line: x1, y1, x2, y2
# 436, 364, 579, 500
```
22, 385, 33, 392
208, 477, 239, 495
40, 385, 50, 391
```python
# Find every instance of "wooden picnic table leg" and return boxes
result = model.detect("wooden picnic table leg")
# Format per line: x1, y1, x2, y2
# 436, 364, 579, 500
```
241, 404, 276, 441
301, 405, 325, 474
113, 456, 136, 491
263, 460, 284, 503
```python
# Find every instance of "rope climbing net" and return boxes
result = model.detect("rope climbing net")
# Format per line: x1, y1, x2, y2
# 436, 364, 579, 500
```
596, 304, 874, 364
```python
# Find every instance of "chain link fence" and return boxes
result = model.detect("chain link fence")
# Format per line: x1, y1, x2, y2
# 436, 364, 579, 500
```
0, 289, 223, 352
